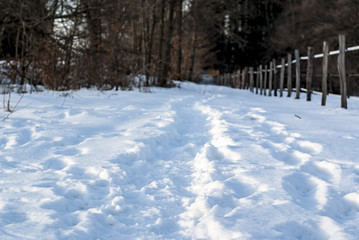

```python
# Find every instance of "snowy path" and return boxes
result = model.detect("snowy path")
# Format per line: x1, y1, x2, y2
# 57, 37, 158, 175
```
1, 82, 359, 239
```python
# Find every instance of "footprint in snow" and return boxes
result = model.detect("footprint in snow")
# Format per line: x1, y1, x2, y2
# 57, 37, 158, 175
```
3, 128, 34, 148
65, 165, 87, 179
0, 205, 28, 225
262, 140, 301, 166
295, 140, 323, 155
224, 177, 257, 199
42, 158, 68, 171
40, 193, 87, 214
205, 144, 225, 161
275, 220, 327, 240
324, 191, 359, 218
53, 148, 81, 156
206, 177, 257, 211
300, 160, 341, 185
282, 172, 328, 210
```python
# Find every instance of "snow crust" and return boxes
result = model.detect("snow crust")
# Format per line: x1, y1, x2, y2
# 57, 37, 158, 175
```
1, 82, 359, 239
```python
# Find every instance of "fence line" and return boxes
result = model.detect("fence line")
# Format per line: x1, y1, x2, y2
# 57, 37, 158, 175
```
215, 34, 357, 109
250, 44, 359, 70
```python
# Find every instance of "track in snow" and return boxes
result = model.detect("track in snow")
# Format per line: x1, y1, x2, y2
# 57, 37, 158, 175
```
0, 83, 359, 239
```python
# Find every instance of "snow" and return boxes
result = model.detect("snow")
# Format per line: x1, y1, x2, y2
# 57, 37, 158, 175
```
1, 82, 359, 239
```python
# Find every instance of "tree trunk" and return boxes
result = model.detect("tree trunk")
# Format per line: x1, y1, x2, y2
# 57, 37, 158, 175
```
146, 1, 158, 86
159, 0, 176, 86
188, 24, 197, 82
156, 0, 166, 85
176, 0, 183, 80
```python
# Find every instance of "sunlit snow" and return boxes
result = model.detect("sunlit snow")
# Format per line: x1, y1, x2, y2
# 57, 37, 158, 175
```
1, 82, 359, 239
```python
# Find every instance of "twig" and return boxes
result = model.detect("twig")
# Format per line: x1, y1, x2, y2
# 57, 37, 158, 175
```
61, 92, 70, 108
3, 93, 24, 121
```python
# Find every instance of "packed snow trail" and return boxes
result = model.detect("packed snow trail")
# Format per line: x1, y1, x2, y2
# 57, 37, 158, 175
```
0, 82, 359, 239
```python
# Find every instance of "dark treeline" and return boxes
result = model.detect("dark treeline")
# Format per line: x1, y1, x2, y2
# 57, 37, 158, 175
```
0, 0, 359, 91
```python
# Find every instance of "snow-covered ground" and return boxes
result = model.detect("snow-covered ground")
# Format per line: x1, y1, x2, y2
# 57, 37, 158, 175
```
1, 82, 359, 240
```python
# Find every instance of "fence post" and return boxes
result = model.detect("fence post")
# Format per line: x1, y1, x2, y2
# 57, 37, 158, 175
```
264, 65, 268, 96
280, 58, 285, 97
338, 34, 347, 109
249, 67, 254, 92
256, 67, 259, 94
295, 49, 301, 99
273, 59, 278, 96
269, 61, 273, 96
241, 67, 248, 89
322, 41, 329, 106
306, 47, 314, 101
259, 65, 263, 95
287, 53, 292, 97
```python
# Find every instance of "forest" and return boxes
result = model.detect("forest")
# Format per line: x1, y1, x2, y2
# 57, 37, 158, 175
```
1, 0, 359, 92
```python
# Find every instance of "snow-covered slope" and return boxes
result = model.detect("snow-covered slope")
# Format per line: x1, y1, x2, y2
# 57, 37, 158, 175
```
1, 82, 359, 239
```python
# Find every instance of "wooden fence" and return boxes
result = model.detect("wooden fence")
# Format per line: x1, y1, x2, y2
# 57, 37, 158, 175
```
215, 34, 359, 109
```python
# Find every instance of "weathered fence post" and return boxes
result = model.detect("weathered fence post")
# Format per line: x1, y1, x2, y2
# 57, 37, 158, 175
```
306, 47, 314, 101
249, 67, 254, 92
256, 67, 259, 94
259, 65, 263, 95
269, 61, 273, 96
280, 58, 285, 97
241, 67, 248, 89
273, 59, 278, 96
338, 34, 347, 109
264, 65, 268, 96
287, 53, 292, 97
322, 41, 329, 106
295, 49, 301, 99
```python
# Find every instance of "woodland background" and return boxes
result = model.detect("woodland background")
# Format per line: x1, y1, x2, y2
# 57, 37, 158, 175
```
1, 0, 359, 93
